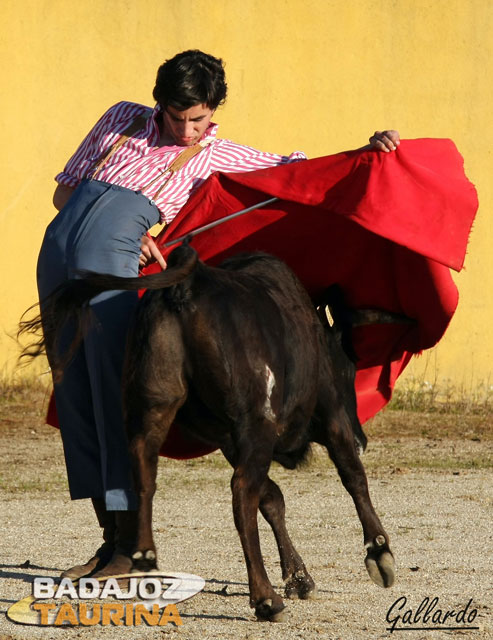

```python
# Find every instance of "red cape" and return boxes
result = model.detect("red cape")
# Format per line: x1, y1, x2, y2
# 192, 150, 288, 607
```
47, 139, 478, 459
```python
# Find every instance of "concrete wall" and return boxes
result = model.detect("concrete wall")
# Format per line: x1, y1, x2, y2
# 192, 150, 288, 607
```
1, 0, 491, 396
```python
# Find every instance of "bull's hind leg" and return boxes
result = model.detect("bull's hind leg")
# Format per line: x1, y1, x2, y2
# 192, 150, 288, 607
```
323, 408, 395, 588
90, 400, 182, 579
129, 401, 185, 573
259, 477, 316, 600
229, 441, 286, 622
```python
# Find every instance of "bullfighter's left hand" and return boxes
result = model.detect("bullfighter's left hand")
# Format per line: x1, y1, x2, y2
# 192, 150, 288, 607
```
369, 130, 400, 152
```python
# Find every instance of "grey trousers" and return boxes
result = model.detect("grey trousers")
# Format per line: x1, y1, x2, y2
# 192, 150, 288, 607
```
37, 179, 160, 510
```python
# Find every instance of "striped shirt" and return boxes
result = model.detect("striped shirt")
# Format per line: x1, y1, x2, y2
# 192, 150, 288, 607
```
56, 101, 307, 224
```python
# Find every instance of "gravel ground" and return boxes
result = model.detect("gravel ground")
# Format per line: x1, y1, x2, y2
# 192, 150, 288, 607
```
1, 405, 492, 640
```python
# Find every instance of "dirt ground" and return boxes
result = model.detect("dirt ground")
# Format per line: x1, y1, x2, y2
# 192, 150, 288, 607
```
0, 386, 492, 640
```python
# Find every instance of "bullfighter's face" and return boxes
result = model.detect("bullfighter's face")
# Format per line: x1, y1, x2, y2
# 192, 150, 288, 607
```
162, 103, 214, 146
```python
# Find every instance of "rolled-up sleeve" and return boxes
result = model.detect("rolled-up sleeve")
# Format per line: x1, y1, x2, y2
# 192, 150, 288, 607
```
54, 101, 144, 187
210, 138, 307, 174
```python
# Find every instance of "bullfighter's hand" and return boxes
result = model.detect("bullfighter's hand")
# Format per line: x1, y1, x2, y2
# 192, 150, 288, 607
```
139, 234, 167, 270
369, 130, 400, 152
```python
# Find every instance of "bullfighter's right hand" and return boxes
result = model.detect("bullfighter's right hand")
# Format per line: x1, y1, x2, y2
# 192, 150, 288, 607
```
139, 234, 167, 270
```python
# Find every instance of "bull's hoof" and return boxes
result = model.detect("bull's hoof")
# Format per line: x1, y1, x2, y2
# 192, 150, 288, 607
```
131, 549, 158, 572
284, 570, 318, 600
61, 543, 115, 580
364, 535, 395, 588
254, 597, 286, 622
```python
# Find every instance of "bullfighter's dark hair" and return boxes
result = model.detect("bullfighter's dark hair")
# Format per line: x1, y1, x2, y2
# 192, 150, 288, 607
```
153, 50, 227, 111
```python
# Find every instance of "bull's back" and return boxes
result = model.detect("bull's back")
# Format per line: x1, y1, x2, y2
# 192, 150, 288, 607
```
125, 251, 323, 449
183, 256, 321, 423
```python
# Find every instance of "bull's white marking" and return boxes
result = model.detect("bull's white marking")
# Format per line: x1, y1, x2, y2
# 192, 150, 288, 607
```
263, 364, 277, 421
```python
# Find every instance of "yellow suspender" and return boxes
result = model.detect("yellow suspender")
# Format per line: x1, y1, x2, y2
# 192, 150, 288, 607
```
90, 114, 150, 178
90, 113, 208, 200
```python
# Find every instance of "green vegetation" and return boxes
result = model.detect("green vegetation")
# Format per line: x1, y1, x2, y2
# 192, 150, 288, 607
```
0, 379, 491, 498
388, 374, 493, 416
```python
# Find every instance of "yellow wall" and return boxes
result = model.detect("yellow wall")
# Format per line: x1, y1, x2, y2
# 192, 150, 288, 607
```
1, 0, 492, 396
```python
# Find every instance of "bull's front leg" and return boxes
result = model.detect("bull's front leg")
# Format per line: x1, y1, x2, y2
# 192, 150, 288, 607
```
231, 455, 286, 622
325, 409, 395, 588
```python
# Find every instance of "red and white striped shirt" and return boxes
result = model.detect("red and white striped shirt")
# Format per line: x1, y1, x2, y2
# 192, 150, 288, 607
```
56, 101, 306, 224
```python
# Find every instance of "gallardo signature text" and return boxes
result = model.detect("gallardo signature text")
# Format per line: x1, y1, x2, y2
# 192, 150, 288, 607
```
386, 596, 478, 633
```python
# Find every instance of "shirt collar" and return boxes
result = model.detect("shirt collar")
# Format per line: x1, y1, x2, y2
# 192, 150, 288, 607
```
150, 103, 219, 144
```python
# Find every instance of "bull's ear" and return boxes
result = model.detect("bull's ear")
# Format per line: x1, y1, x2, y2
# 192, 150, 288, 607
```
318, 304, 344, 343
319, 284, 357, 352
317, 302, 359, 364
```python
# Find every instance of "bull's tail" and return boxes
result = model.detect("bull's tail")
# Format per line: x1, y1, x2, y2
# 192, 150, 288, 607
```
18, 242, 198, 382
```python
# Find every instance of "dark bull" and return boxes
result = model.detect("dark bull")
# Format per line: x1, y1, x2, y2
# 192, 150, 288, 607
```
27, 242, 395, 622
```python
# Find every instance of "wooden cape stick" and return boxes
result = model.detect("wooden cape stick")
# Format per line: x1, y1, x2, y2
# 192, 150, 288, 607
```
162, 197, 279, 248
